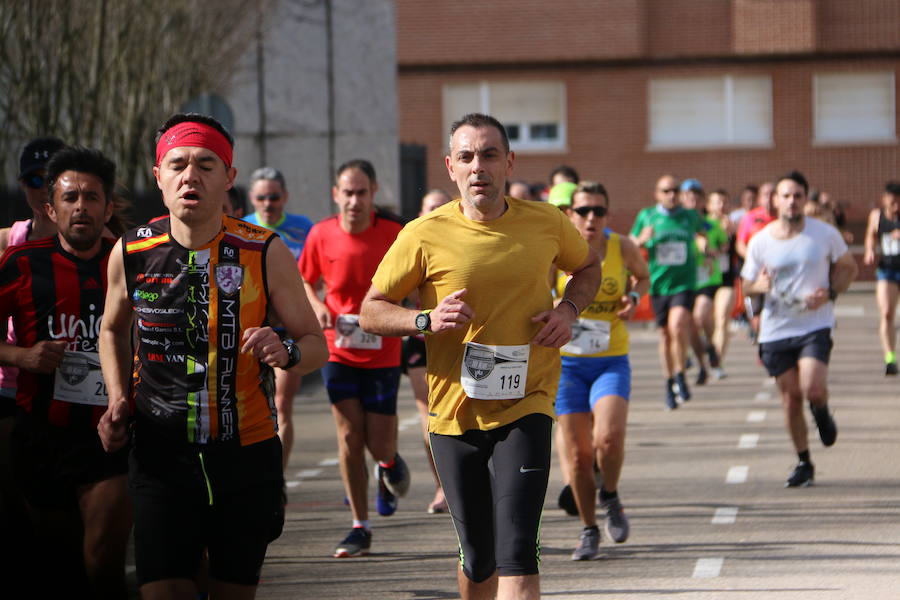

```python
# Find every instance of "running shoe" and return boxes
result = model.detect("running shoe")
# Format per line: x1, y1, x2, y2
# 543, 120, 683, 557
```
695, 367, 708, 386
886, 362, 898, 376
376, 454, 411, 498
557, 484, 579, 516
664, 380, 678, 411
334, 527, 371, 558
601, 496, 630, 543
785, 461, 815, 488
571, 526, 600, 561
675, 372, 691, 403
810, 405, 837, 447
374, 469, 398, 516
712, 366, 727, 380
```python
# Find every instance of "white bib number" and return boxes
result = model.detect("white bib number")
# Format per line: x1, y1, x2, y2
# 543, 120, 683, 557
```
460, 342, 529, 400
53, 351, 107, 406
696, 264, 710, 283
881, 233, 900, 257
656, 241, 687, 266
562, 319, 610, 355
335, 314, 382, 350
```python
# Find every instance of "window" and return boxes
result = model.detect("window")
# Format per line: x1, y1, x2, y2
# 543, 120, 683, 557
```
648, 75, 772, 149
443, 81, 566, 151
814, 72, 896, 144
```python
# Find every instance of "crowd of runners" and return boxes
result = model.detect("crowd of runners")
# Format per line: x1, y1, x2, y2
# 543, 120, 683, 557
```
0, 110, 894, 599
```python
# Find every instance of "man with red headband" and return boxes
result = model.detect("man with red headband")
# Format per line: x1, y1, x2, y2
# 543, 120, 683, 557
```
97, 112, 328, 599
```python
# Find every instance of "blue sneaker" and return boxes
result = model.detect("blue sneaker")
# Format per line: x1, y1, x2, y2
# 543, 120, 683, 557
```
374, 468, 397, 516
664, 378, 678, 411
334, 527, 372, 558
377, 454, 411, 498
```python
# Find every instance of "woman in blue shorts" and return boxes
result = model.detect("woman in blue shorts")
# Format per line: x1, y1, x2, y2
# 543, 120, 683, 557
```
555, 181, 649, 561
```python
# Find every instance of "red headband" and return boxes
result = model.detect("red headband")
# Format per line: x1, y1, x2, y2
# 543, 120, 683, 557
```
155, 121, 233, 168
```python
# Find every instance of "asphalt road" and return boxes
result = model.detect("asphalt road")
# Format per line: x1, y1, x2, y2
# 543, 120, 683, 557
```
259, 290, 900, 599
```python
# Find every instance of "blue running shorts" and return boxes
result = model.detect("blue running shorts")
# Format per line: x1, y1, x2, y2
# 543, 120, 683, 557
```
876, 267, 900, 284
555, 354, 631, 415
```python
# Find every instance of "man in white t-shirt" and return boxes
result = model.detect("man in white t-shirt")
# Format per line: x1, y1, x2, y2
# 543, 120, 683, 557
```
741, 171, 857, 488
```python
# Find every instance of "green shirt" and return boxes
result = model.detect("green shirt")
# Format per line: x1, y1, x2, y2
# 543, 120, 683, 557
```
630, 205, 707, 296
696, 215, 727, 289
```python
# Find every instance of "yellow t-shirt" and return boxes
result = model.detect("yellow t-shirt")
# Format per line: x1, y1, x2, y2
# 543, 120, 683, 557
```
557, 232, 629, 357
371, 197, 589, 435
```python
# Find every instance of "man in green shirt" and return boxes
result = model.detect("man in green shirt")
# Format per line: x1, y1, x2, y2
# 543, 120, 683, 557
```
631, 175, 708, 409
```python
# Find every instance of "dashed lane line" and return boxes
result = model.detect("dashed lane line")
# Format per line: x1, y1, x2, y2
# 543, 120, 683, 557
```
738, 433, 760, 449
746, 410, 766, 423
711, 507, 739, 524
726, 466, 749, 484
693, 557, 724, 578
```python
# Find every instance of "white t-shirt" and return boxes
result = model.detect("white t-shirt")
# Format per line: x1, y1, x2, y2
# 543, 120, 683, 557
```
741, 218, 848, 343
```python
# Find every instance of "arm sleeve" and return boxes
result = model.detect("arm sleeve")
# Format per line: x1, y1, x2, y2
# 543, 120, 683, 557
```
741, 236, 762, 281
370, 226, 427, 302
297, 225, 322, 284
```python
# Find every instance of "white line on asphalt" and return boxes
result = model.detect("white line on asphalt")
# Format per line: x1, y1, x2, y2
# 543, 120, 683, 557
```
712, 507, 739, 524
835, 305, 865, 317
726, 466, 749, 483
738, 433, 760, 449
746, 410, 766, 423
318, 457, 340, 467
297, 468, 322, 479
693, 557, 724, 578
286, 480, 301, 488
754, 391, 771, 402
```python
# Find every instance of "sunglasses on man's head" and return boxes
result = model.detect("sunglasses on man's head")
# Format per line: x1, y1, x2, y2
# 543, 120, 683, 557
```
22, 173, 45, 189
255, 194, 282, 201
572, 205, 607, 218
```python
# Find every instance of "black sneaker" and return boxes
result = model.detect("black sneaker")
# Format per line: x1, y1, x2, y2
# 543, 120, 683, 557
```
695, 367, 708, 386
785, 461, 815, 487
810, 405, 837, 447
334, 527, 372, 558
675, 372, 691, 403
376, 454, 411, 497
886, 362, 898, 376
557, 484, 578, 516
664, 379, 678, 410
706, 345, 721, 369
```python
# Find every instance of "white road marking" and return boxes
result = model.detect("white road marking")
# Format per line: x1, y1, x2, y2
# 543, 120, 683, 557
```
835, 305, 864, 317
693, 557, 724, 578
726, 465, 749, 483
754, 391, 771, 402
738, 433, 760, 449
297, 468, 322, 479
747, 410, 766, 423
318, 457, 340, 467
712, 507, 739, 524
286, 480, 301, 488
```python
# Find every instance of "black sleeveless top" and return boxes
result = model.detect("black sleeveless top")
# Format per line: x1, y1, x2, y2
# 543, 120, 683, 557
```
877, 211, 900, 271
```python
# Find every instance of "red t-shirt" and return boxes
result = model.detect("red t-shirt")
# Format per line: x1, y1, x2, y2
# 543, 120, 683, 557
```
737, 206, 776, 246
299, 213, 403, 368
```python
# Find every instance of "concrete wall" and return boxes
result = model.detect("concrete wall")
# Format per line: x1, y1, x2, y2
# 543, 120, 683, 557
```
228, 0, 399, 222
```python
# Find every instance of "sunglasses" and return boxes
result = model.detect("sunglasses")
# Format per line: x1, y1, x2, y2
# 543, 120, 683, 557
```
22, 173, 45, 189
657, 187, 678, 195
572, 205, 607, 218
254, 194, 282, 201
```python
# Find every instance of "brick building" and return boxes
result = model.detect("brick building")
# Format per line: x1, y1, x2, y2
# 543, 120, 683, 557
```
395, 0, 900, 235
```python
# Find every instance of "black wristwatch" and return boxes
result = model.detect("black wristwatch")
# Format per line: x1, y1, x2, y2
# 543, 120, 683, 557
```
282, 339, 301, 369
828, 288, 838, 302
415, 310, 432, 334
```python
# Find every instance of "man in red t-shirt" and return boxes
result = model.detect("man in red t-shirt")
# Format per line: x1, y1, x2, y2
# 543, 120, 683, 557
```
299, 159, 408, 558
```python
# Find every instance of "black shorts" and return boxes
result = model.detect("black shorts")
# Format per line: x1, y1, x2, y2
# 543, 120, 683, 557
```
650, 291, 696, 327
721, 270, 735, 288
759, 328, 833, 377
322, 361, 401, 415
429, 413, 552, 582
129, 426, 284, 587
696, 285, 719, 299
11, 409, 128, 510
401, 336, 427, 374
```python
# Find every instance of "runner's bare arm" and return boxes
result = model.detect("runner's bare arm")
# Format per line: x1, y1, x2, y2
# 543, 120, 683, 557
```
98, 239, 134, 452
532, 249, 602, 347
618, 237, 650, 320
0, 339, 67, 373
829, 250, 859, 295
863, 208, 880, 266
303, 278, 332, 330
360, 286, 473, 336
243, 236, 328, 375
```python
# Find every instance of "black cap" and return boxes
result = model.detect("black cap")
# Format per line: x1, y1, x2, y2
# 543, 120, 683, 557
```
18, 137, 66, 179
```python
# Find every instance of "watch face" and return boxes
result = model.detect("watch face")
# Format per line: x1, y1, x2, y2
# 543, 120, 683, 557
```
415, 313, 429, 331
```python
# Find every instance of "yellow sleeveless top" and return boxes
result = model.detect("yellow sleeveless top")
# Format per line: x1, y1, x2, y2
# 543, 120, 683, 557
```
557, 231, 629, 357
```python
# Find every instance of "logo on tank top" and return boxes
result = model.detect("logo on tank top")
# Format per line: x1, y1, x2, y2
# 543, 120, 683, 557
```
215, 264, 244, 296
